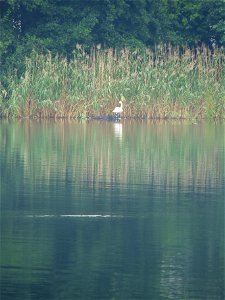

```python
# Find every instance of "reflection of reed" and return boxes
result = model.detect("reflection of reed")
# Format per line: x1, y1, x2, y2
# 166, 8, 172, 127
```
1, 121, 224, 300
1, 120, 224, 192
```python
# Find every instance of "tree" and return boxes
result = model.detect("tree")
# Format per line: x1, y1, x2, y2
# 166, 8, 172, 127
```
0, 0, 224, 81
163, 0, 225, 46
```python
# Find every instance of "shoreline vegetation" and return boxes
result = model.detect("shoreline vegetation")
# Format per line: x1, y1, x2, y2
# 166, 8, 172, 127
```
0, 45, 224, 119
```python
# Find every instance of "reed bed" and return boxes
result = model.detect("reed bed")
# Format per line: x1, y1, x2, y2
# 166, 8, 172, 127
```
1, 45, 224, 119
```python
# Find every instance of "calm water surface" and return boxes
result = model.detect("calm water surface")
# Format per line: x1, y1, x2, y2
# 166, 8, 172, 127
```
0, 120, 224, 300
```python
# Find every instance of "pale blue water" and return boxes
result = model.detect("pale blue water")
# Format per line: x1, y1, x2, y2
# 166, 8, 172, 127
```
0, 120, 224, 299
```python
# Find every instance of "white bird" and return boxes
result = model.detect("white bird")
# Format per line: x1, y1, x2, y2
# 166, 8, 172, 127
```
113, 101, 123, 118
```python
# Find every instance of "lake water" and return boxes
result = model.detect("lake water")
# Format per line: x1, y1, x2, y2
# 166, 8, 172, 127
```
0, 119, 224, 300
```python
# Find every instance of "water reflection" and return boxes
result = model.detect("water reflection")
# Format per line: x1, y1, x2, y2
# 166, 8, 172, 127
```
0, 119, 224, 300
113, 122, 123, 139
1, 119, 223, 191
160, 253, 185, 299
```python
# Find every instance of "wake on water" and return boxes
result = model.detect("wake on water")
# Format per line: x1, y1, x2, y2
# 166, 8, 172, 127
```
27, 214, 123, 218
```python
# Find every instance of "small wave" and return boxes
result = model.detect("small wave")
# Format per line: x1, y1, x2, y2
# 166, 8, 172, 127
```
27, 214, 121, 218
61, 214, 112, 218
27, 214, 55, 218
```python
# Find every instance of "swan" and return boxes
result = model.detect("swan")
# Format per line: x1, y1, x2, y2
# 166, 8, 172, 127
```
113, 101, 123, 118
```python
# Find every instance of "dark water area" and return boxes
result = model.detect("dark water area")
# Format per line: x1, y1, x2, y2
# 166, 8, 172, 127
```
0, 119, 224, 300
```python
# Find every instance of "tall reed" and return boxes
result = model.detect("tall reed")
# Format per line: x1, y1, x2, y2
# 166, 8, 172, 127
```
1, 45, 224, 119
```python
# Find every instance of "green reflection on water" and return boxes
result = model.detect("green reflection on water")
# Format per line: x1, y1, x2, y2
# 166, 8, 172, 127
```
1, 120, 224, 190
0, 120, 224, 300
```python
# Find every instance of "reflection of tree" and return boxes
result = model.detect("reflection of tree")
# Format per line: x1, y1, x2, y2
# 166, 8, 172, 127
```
0, 120, 224, 299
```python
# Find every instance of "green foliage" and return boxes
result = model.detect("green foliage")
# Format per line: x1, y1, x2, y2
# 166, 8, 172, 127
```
1, 0, 225, 77
0, 0, 224, 118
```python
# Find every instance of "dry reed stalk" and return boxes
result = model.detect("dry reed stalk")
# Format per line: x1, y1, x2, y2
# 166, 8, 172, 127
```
2, 45, 224, 119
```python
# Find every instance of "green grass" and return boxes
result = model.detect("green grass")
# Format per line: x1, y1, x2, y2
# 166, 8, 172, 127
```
1, 45, 224, 119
